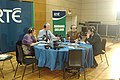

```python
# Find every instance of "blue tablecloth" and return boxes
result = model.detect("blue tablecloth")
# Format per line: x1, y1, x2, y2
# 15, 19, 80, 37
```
78, 43, 93, 67
34, 42, 93, 71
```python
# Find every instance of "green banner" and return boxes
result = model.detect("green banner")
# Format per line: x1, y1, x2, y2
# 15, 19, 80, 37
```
52, 11, 66, 37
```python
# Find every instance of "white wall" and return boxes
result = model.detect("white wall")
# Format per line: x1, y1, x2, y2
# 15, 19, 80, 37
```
46, 0, 119, 32
66, 16, 78, 33
80, 0, 118, 24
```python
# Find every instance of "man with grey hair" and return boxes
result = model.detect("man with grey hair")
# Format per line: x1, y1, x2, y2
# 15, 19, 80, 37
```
38, 23, 57, 41
67, 24, 79, 41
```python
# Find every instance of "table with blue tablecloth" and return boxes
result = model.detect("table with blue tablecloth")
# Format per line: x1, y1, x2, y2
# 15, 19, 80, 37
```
34, 42, 93, 71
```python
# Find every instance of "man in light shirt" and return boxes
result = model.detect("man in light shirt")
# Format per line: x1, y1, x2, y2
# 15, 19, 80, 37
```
38, 23, 57, 41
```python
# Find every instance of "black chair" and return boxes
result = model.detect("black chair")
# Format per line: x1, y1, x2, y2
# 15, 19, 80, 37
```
63, 49, 86, 80
99, 39, 109, 66
0, 49, 15, 78
13, 40, 37, 80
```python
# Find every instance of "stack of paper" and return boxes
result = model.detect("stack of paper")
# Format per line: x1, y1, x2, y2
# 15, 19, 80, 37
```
37, 44, 48, 46
67, 46, 75, 49
0, 54, 9, 60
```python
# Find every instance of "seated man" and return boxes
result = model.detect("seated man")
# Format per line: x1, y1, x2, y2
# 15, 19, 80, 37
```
85, 26, 102, 68
22, 28, 39, 55
67, 25, 79, 42
38, 23, 57, 41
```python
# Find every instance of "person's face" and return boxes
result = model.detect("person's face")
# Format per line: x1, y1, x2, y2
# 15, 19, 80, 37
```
71, 26, 76, 32
87, 30, 93, 35
32, 29, 36, 35
46, 24, 50, 30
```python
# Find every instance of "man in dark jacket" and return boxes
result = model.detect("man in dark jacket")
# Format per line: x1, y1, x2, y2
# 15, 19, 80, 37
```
85, 26, 102, 68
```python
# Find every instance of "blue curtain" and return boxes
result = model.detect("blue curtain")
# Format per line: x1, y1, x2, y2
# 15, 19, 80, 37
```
0, 0, 33, 53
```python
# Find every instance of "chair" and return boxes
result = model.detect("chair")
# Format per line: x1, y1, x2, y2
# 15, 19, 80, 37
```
99, 39, 109, 66
63, 49, 86, 80
0, 49, 15, 78
13, 40, 37, 80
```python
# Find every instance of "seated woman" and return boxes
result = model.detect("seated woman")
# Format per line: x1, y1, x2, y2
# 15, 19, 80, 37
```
22, 28, 39, 55
67, 25, 79, 42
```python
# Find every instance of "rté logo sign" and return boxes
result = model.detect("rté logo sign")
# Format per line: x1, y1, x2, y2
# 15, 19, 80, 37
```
0, 8, 22, 23
54, 12, 60, 17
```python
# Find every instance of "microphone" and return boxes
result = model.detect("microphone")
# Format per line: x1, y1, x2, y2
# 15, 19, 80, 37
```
59, 35, 64, 42
79, 35, 82, 40
67, 34, 69, 37
43, 35, 47, 42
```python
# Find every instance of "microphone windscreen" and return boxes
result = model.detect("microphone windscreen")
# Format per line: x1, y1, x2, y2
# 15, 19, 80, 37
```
67, 34, 69, 37
79, 35, 82, 40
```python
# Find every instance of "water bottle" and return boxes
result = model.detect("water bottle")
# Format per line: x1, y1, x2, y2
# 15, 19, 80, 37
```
47, 39, 50, 43
68, 37, 70, 42
49, 40, 53, 49
64, 38, 66, 42
75, 39, 78, 48
68, 37, 70, 45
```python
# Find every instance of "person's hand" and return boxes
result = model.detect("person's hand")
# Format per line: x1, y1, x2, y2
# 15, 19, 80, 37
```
34, 42, 39, 46
86, 41, 89, 44
43, 37, 47, 41
34, 35, 37, 41
36, 42, 39, 44
68, 37, 70, 40
30, 42, 39, 46
43, 35, 47, 41
87, 33, 90, 38
56, 37, 60, 40
33, 30, 36, 36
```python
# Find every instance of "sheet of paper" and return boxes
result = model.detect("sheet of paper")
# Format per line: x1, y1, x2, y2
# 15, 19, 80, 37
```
0, 54, 9, 60
67, 46, 75, 49
37, 44, 48, 46
39, 41, 46, 43
80, 41, 86, 44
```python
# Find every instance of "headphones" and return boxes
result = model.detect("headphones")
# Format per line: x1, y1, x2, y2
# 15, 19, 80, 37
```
27, 27, 34, 34
70, 25, 77, 29
88, 26, 96, 33
44, 23, 50, 28
44, 23, 46, 28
